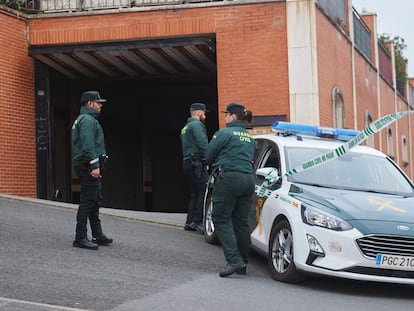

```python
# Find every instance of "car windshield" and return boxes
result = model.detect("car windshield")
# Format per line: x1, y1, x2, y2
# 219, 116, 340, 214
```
285, 147, 414, 195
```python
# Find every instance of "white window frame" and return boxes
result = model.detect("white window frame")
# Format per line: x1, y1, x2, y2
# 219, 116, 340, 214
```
332, 87, 344, 128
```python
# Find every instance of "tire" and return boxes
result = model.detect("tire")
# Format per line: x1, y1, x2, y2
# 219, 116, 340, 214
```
268, 219, 304, 283
203, 177, 220, 245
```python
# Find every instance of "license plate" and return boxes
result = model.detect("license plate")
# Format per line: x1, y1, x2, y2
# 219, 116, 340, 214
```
375, 253, 414, 270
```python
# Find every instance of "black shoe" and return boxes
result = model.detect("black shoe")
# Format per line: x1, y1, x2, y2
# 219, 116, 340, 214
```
92, 235, 113, 245
184, 223, 196, 231
73, 238, 99, 250
219, 262, 247, 277
235, 266, 247, 275
189, 222, 204, 235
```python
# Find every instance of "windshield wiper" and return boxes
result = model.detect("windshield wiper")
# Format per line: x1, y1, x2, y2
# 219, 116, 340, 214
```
293, 181, 338, 189
349, 188, 409, 196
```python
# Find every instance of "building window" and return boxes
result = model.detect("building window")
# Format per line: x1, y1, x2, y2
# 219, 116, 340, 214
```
365, 111, 374, 147
387, 127, 394, 159
402, 136, 409, 167
332, 87, 344, 128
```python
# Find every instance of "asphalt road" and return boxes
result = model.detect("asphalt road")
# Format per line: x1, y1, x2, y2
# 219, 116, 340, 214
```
1, 196, 414, 311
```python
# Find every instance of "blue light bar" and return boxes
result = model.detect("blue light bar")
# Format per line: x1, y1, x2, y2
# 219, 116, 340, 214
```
271, 121, 360, 141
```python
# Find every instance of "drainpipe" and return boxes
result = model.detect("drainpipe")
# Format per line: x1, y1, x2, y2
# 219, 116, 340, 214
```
388, 42, 400, 163
348, 0, 357, 130
408, 79, 413, 178
372, 15, 382, 150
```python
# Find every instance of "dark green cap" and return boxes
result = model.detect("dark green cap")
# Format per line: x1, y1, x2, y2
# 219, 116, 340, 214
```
190, 103, 209, 112
222, 103, 245, 114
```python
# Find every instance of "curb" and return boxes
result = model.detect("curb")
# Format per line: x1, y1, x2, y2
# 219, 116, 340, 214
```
0, 194, 186, 228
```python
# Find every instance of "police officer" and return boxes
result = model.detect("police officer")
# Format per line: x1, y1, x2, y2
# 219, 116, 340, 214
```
180, 103, 209, 234
205, 103, 255, 277
71, 91, 113, 250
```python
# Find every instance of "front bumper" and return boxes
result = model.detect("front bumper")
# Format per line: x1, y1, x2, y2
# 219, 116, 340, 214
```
294, 226, 414, 285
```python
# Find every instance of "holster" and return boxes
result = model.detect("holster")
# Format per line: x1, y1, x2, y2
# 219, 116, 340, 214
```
191, 159, 203, 179
99, 155, 109, 175
212, 166, 224, 179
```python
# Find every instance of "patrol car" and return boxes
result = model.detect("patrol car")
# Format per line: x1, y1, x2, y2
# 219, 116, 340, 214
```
203, 122, 414, 284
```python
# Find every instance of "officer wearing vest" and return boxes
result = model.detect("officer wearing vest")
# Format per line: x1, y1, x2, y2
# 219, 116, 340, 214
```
71, 91, 113, 250
180, 103, 209, 234
206, 103, 255, 277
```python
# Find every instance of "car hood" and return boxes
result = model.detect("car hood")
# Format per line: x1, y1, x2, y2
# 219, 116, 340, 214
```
289, 183, 414, 235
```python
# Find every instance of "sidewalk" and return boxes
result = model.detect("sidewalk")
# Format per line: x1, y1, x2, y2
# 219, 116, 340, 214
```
0, 194, 186, 228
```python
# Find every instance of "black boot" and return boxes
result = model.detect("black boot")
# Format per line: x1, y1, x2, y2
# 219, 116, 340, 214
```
73, 238, 99, 250
91, 222, 112, 245
219, 262, 246, 277
92, 235, 113, 245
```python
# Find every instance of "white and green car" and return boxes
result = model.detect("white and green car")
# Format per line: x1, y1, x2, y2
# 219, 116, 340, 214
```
203, 122, 414, 284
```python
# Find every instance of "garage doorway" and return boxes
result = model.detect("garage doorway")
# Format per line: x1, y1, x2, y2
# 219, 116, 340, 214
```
32, 35, 218, 212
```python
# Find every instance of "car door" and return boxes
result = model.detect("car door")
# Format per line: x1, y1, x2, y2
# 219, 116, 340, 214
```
249, 139, 283, 250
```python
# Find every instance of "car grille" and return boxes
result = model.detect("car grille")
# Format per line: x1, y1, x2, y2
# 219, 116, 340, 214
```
356, 235, 414, 259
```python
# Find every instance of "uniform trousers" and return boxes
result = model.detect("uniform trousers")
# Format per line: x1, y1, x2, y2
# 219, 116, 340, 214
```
75, 162, 104, 240
182, 159, 209, 225
212, 171, 255, 264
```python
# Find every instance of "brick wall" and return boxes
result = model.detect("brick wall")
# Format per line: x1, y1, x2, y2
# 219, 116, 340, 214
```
1, 0, 413, 198
0, 11, 36, 197
28, 2, 289, 127
354, 50, 380, 147
316, 7, 353, 127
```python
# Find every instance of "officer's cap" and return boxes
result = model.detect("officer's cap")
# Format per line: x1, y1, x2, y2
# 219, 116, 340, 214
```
190, 103, 209, 112
81, 91, 107, 104
222, 103, 245, 114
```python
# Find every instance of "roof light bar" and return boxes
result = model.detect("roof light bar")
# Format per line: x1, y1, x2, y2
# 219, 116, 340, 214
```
271, 121, 360, 141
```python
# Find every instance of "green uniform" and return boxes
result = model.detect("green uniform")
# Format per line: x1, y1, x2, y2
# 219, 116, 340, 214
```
206, 120, 254, 173
71, 104, 109, 242
72, 106, 107, 169
206, 120, 255, 264
180, 117, 209, 227
180, 117, 208, 160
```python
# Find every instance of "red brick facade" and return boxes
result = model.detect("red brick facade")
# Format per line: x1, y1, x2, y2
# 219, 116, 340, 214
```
0, 10, 36, 196
1, 1, 413, 197
316, 7, 353, 128
27, 3, 290, 123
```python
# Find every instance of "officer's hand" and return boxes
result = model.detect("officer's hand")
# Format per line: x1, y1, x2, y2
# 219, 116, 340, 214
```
90, 168, 102, 179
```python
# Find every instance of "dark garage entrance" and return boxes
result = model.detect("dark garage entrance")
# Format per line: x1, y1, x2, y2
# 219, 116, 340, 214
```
30, 35, 218, 212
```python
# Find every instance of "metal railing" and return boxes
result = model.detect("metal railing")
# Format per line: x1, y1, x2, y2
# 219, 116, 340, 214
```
1, 0, 223, 13
317, 0, 346, 29
409, 82, 414, 109
378, 42, 393, 85
353, 8, 372, 62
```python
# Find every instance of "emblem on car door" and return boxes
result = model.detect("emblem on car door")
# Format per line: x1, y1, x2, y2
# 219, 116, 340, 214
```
397, 225, 410, 231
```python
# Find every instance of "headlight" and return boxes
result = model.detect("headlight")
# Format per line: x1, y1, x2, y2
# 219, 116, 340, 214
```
302, 205, 353, 231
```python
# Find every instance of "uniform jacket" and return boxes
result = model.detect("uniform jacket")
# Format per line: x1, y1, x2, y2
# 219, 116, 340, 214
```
180, 117, 208, 160
206, 120, 255, 174
71, 106, 107, 169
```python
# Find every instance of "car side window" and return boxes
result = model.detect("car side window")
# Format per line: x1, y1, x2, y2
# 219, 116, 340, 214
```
262, 147, 281, 172
253, 139, 265, 166
255, 145, 282, 190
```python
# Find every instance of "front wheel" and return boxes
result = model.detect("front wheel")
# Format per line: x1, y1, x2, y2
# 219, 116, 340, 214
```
203, 176, 220, 245
268, 219, 304, 283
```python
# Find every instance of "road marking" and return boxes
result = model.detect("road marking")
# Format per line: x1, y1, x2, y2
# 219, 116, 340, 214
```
0, 297, 90, 311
